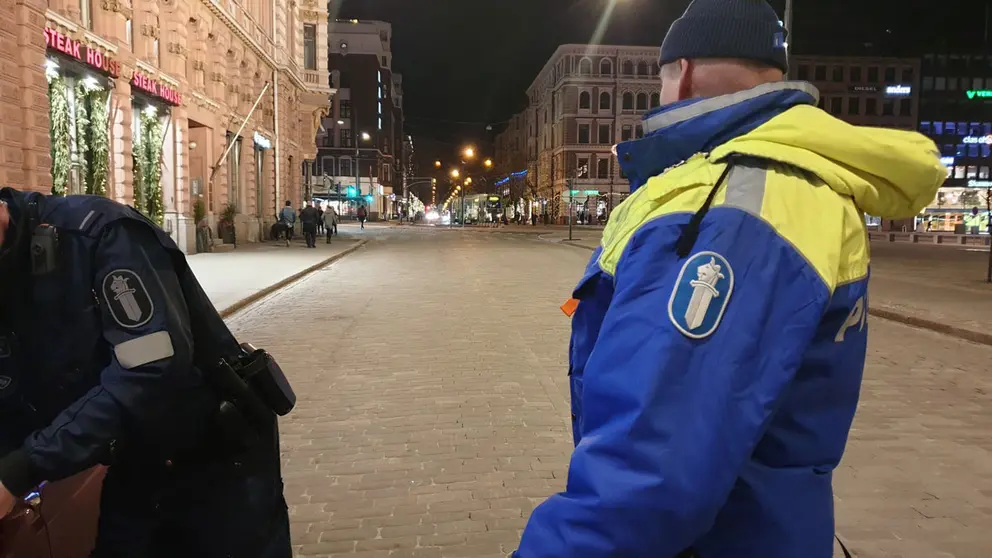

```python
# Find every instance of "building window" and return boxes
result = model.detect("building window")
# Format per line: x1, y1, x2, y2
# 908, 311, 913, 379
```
830, 97, 843, 115
946, 122, 956, 135
650, 92, 660, 108
80, 0, 93, 29
340, 158, 351, 177
579, 58, 592, 75
850, 67, 862, 82
622, 92, 633, 110
340, 100, 351, 119
637, 61, 649, 76
598, 158, 610, 178
622, 60, 634, 75
598, 124, 611, 144
981, 166, 990, 179
832, 66, 844, 82
865, 98, 877, 115
923, 77, 933, 90
635, 124, 643, 138
303, 24, 317, 70
814, 66, 826, 80
579, 91, 591, 110
968, 166, 978, 179
818, 95, 826, 109
600, 59, 612, 75
848, 97, 860, 115
382, 55, 388, 67
621, 124, 632, 141
578, 157, 590, 177
899, 98, 911, 116
320, 156, 335, 176
934, 122, 943, 135
867, 67, 879, 82
126, 18, 133, 50
341, 128, 353, 148
882, 100, 894, 116
956, 144, 965, 157
578, 124, 590, 144
935, 77, 945, 90
970, 144, 980, 158
798, 65, 809, 80
636, 93, 648, 110
955, 165, 965, 179
902, 67, 914, 82
920, 121, 931, 134
884, 67, 897, 82
948, 77, 959, 91
599, 91, 611, 110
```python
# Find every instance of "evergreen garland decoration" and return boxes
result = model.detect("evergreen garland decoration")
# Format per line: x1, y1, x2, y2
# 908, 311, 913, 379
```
132, 135, 146, 214
48, 76, 70, 196
88, 90, 110, 196
74, 82, 91, 194
142, 113, 165, 225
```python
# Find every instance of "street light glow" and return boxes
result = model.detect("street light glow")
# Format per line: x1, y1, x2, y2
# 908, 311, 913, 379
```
463, 147, 475, 159
450, 169, 460, 178
337, 120, 345, 125
434, 160, 442, 168
361, 132, 372, 141
484, 158, 493, 168
465, 177, 472, 185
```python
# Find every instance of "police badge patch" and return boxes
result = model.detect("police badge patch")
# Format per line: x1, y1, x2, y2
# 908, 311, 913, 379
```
102, 269, 154, 329
668, 251, 735, 340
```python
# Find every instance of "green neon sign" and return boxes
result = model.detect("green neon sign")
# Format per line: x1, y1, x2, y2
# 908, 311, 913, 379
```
966, 90, 992, 99
569, 190, 601, 196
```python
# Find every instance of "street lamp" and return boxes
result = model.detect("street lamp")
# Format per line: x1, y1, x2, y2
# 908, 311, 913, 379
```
361, 131, 371, 142
484, 158, 493, 169
434, 160, 442, 168
450, 169, 460, 179
463, 147, 475, 159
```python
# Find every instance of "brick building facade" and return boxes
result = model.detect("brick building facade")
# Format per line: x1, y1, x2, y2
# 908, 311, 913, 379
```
1, 0, 331, 252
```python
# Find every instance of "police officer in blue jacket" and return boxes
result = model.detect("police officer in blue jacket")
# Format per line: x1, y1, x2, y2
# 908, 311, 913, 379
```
0, 187, 292, 557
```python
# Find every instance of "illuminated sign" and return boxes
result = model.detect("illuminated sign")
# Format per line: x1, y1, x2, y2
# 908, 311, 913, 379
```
253, 132, 271, 149
43, 27, 119, 77
885, 84, 912, 97
849, 85, 878, 93
940, 157, 955, 166
964, 135, 992, 145
968, 180, 992, 187
967, 90, 992, 99
131, 71, 182, 106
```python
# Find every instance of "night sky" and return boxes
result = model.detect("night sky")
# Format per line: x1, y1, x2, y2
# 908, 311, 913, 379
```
333, 0, 988, 171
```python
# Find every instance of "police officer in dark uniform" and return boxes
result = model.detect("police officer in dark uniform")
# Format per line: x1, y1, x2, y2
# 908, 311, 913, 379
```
0, 187, 295, 557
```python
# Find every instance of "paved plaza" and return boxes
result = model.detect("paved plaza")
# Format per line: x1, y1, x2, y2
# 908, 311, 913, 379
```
220, 227, 991, 558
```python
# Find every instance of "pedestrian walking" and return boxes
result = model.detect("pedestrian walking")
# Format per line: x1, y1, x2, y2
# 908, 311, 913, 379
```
279, 200, 297, 247
299, 201, 319, 248
512, 1, 945, 557
0, 188, 295, 557
357, 204, 368, 230
322, 204, 338, 243
316, 205, 325, 235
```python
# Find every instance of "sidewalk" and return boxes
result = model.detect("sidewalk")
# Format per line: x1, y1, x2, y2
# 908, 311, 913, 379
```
187, 235, 365, 315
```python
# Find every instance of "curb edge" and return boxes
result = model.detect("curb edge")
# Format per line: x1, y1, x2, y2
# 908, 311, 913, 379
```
218, 239, 369, 319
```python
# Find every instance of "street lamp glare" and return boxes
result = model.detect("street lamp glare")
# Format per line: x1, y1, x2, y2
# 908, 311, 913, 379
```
434, 160, 442, 168
463, 147, 475, 159
361, 132, 371, 141
484, 158, 493, 168
450, 169, 460, 178
337, 120, 345, 125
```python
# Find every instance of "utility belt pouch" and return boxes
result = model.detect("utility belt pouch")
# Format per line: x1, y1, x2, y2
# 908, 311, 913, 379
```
238, 343, 296, 416
210, 357, 273, 444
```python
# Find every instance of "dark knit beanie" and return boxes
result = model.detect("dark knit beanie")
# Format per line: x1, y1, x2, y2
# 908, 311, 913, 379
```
659, 0, 789, 74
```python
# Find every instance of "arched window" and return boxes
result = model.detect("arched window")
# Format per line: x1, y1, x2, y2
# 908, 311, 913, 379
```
579, 58, 593, 75
650, 92, 661, 108
622, 60, 634, 76
623, 92, 634, 110
637, 61, 649, 76
599, 91, 611, 110
600, 59, 612, 76
636, 93, 648, 110
339, 157, 352, 177
579, 91, 591, 110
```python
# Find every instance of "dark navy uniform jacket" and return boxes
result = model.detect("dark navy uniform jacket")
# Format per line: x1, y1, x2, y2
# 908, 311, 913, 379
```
0, 189, 224, 498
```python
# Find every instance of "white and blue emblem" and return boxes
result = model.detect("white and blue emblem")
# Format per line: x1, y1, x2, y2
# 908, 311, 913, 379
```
668, 251, 735, 339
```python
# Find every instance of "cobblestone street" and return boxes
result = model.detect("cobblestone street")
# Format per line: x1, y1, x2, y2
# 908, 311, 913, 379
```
225, 228, 992, 558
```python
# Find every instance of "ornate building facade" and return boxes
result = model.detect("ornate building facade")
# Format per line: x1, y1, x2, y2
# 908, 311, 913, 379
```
1, 0, 332, 252
495, 44, 660, 224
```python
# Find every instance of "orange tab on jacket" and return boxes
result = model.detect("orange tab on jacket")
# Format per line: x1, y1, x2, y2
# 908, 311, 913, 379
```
560, 298, 579, 317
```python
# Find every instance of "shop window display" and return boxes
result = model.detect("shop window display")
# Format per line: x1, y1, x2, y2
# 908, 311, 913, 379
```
132, 106, 166, 225
45, 63, 111, 197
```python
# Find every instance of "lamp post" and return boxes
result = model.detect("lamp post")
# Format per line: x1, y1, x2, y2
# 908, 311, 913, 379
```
784, 0, 793, 52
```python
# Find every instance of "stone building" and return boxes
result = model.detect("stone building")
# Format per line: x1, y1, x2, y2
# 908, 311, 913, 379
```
1, 0, 332, 252
495, 44, 660, 224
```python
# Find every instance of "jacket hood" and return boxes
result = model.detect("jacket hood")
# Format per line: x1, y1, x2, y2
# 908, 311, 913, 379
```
712, 105, 946, 219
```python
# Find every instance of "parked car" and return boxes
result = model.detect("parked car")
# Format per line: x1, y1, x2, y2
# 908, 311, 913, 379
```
0, 467, 105, 558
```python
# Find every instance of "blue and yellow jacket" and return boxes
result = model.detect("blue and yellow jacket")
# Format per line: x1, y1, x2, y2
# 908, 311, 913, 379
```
515, 85, 944, 557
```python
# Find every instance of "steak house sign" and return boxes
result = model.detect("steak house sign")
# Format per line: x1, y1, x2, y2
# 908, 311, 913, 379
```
131, 71, 182, 106
44, 27, 120, 78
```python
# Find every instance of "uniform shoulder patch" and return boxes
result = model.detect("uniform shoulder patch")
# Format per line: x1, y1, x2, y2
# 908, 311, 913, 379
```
668, 251, 735, 339
102, 269, 154, 329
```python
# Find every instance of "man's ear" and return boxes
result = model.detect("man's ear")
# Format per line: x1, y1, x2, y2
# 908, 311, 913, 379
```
677, 59, 694, 101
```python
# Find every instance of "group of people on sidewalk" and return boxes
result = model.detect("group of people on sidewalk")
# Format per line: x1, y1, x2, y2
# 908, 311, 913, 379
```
277, 200, 342, 247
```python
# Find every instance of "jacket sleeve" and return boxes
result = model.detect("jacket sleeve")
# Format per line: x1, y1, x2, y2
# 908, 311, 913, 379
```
0, 221, 195, 497
514, 214, 832, 557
